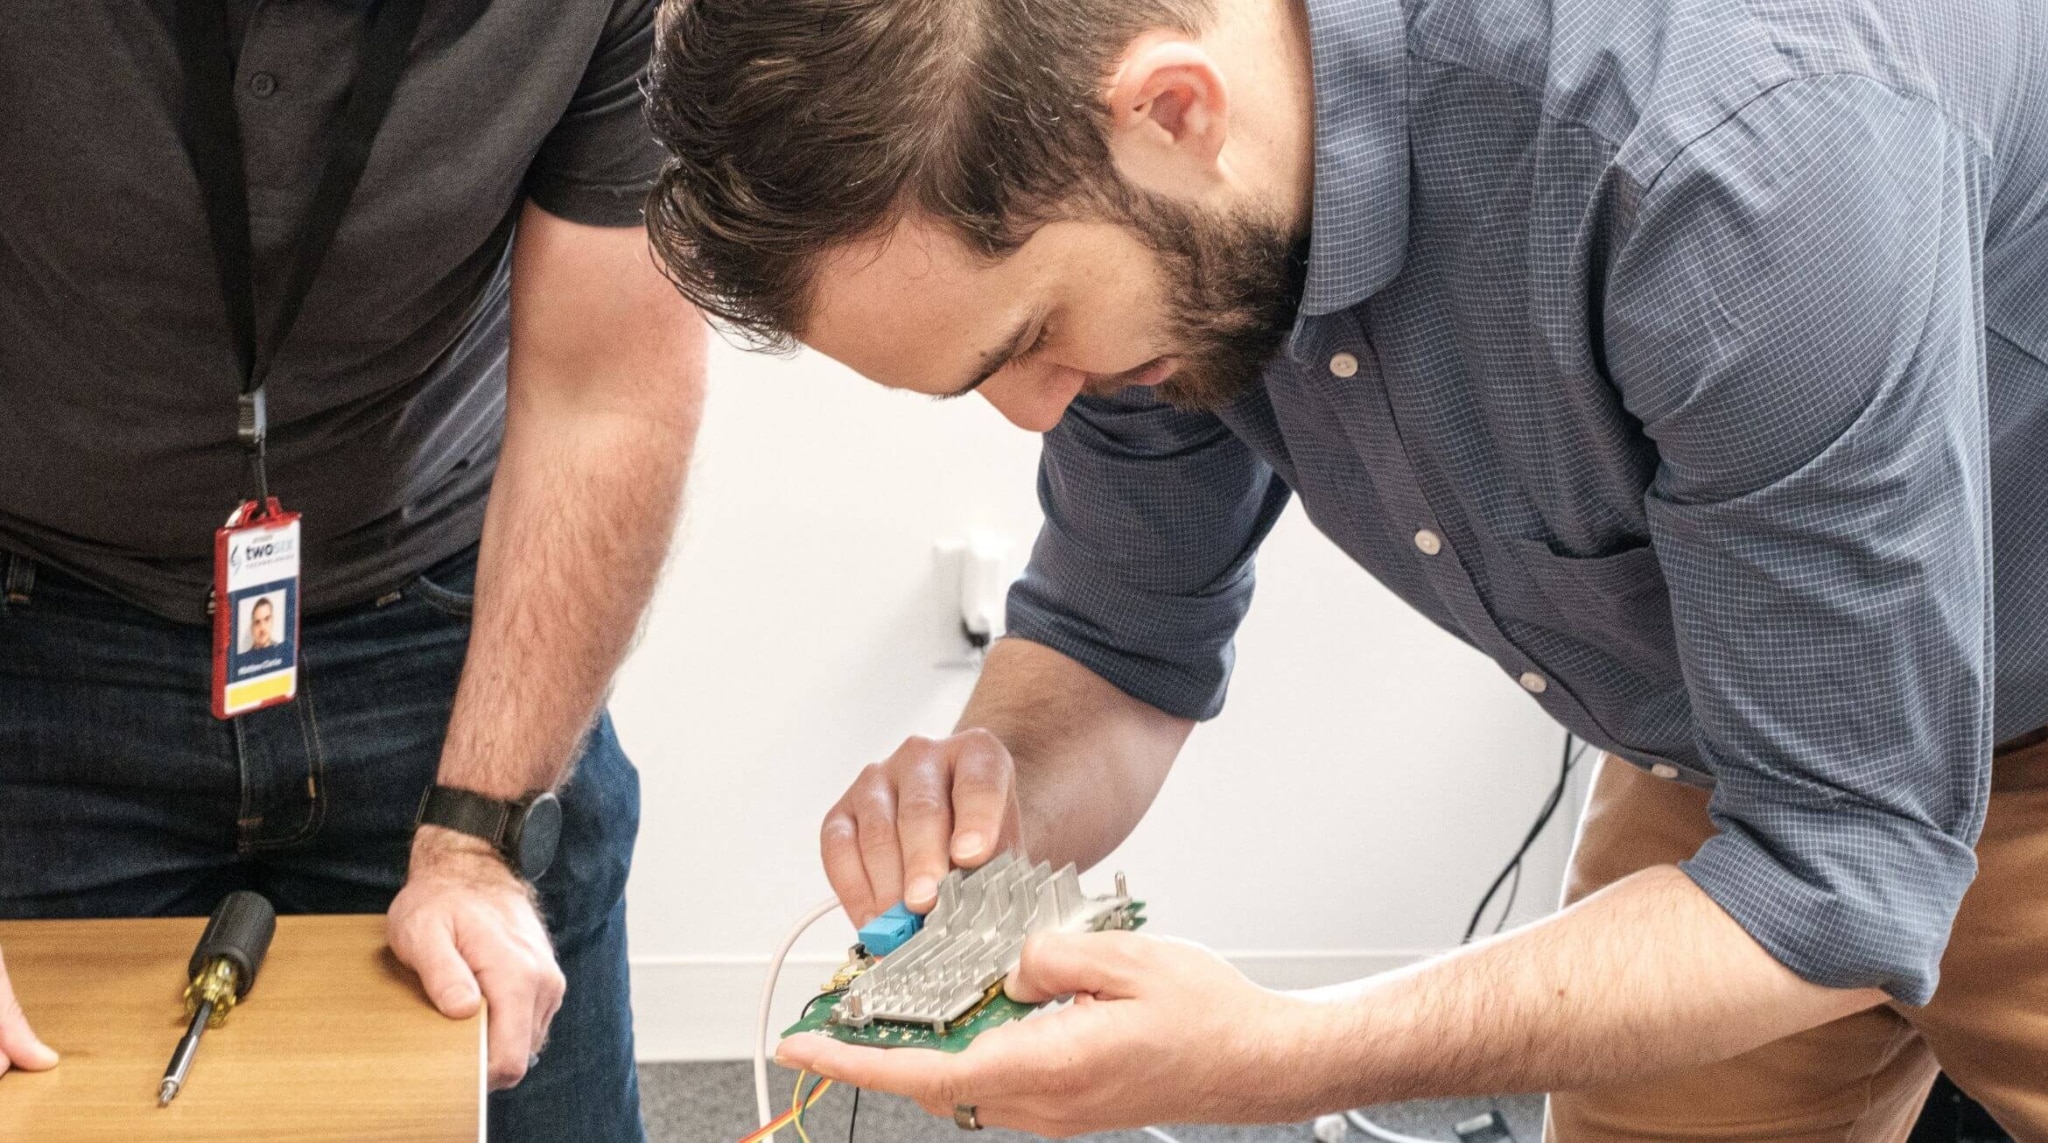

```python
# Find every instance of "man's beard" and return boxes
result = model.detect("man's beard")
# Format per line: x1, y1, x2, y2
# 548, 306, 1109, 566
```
1111, 190, 1308, 412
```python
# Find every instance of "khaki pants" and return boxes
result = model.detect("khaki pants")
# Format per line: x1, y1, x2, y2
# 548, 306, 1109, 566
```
1546, 731, 2048, 1142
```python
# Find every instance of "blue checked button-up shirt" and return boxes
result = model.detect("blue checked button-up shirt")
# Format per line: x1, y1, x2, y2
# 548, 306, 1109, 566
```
1006, 0, 2048, 1005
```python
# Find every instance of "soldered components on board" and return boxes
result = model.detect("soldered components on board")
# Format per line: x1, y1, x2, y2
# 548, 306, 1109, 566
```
786, 855, 1142, 1051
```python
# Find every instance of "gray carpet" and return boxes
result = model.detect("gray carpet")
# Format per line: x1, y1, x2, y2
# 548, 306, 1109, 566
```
640, 1061, 1545, 1143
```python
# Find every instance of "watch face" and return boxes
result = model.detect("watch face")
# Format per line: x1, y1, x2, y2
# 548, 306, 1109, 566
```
515, 792, 564, 881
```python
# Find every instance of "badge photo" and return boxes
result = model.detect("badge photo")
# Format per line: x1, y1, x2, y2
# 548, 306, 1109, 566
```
212, 500, 302, 719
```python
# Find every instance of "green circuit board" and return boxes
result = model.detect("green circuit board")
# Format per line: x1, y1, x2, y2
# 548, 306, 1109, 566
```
783, 987, 1041, 1053
783, 903, 1144, 1053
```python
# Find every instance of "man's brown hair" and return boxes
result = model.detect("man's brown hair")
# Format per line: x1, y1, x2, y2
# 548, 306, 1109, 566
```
645, 0, 1215, 350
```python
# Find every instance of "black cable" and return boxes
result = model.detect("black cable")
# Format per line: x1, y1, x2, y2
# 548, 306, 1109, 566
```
1506, 733, 1587, 928
846, 1087, 860, 1143
1491, 861, 1524, 936
1464, 732, 1583, 943
1500, 735, 1582, 927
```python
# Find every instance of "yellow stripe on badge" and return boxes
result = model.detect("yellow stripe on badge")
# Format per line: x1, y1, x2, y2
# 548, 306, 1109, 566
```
224, 670, 297, 714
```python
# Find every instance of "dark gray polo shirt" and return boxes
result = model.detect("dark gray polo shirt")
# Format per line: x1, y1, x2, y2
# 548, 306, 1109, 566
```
1008, 0, 2048, 1005
0, 0, 664, 622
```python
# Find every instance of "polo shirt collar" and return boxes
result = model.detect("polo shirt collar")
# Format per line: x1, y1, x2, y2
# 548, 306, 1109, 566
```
1292, 0, 1411, 334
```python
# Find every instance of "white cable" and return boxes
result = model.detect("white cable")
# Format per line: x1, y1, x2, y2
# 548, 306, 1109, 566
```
1346, 1110, 1445, 1143
1140, 1128, 1184, 1142
756, 895, 847, 1133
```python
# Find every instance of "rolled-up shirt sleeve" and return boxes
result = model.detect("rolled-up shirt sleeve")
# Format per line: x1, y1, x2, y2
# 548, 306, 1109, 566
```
1007, 389, 1294, 721
1607, 76, 1993, 1004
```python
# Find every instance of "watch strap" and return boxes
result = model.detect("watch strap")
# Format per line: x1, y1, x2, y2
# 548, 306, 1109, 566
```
416, 785, 516, 853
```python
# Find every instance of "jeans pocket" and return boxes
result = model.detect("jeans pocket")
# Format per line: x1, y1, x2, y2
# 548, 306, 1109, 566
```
410, 548, 480, 620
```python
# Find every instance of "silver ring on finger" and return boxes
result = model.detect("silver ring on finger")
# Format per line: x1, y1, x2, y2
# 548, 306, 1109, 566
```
954, 1104, 982, 1131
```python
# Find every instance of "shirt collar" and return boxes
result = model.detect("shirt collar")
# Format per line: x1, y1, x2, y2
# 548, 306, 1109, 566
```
1290, 0, 1411, 341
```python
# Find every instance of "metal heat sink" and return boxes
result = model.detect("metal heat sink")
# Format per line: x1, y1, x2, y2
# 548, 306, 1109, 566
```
828, 854, 1137, 1033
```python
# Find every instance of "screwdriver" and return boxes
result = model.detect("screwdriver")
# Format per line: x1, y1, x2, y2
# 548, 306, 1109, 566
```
159, 890, 276, 1106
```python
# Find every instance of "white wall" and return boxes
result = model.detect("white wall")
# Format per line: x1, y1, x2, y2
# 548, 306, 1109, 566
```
610, 340, 1586, 1061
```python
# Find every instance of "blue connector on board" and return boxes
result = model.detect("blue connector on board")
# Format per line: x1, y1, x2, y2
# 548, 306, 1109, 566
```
857, 902, 924, 956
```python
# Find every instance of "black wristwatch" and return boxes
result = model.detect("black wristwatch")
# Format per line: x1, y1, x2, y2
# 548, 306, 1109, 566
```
415, 786, 564, 882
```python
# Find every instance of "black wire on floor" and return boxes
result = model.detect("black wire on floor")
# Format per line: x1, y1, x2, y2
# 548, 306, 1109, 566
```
846, 1087, 860, 1143
1464, 731, 1587, 943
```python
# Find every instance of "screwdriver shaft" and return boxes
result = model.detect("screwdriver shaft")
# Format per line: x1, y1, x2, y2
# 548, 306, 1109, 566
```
158, 999, 213, 1106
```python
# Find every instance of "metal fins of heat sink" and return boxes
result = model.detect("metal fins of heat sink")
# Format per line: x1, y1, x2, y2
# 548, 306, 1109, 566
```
829, 853, 1135, 1033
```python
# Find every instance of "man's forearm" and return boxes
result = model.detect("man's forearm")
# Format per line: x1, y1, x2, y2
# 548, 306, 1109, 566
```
434, 399, 694, 797
433, 205, 707, 801
1281, 865, 1886, 1109
956, 638, 1192, 871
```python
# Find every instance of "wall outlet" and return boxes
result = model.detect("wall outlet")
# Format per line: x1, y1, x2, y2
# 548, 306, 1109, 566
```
934, 531, 1014, 666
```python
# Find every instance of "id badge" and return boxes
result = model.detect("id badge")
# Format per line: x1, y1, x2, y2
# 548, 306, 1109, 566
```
211, 498, 301, 719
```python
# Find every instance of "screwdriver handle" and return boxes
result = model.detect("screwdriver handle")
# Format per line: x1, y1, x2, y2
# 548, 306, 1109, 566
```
188, 890, 276, 997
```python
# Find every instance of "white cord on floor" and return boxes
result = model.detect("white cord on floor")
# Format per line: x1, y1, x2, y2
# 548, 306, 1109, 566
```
1346, 1109, 1446, 1143
755, 895, 846, 1133
1140, 1127, 1185, 1142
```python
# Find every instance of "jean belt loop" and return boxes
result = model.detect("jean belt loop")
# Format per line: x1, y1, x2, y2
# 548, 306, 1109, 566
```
4, 552, 35, 606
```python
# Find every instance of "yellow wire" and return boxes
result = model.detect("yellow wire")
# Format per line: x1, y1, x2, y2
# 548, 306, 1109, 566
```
735, 1077, 832, 1143
792, 1071, 815, 1143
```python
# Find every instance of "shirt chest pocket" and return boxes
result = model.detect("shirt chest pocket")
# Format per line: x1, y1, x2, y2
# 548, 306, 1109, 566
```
1513, 539, 1682, 683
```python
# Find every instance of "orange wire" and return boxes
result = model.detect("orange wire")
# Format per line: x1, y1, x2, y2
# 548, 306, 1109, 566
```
735, 1078, 834, 1143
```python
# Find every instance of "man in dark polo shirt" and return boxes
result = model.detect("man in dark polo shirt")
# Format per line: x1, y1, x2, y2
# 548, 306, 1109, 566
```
0, 4, 705, 1139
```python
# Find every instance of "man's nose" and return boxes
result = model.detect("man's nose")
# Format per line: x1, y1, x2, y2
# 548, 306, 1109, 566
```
982, 367, 1086, 433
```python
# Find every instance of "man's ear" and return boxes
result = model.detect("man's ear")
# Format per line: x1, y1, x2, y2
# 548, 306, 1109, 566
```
1102, 35, 1231, 199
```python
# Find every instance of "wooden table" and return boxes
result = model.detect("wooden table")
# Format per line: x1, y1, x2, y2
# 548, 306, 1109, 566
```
0, 915, 483, 1142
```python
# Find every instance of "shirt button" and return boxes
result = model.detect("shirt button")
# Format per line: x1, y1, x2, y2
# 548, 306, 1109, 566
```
1413, 529, 1442, 556
1650, 763, 1681, 780
249, 72, 279, 98
1328, 352, 1359, 378
1518, 671, 1548, 694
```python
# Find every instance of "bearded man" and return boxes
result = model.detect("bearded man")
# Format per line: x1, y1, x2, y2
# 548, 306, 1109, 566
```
644, 0, 2048, 1135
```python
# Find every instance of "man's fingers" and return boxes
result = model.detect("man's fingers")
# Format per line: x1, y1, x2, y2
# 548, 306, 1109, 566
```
476, 962, 538, 1090
531, 961, 567, 1066
894, 745, 955, 913
849, 764, 906, 911
0, 1023, 59, 1074
821, 807, 881, 926
451, 907, 559, 1091
1005, 931, 1145, 1004
0, 951, 60, 1074
825, 731, 1022, 927
947, 730, 1015, 867
394, 918, 484, 1018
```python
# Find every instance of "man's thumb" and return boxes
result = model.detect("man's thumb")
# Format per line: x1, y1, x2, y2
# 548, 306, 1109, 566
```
0, 987, 60, 1072
1004, 931, 1142, 1005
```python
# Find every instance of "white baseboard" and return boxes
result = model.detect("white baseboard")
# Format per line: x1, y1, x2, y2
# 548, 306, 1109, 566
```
630, 950, 1435, 1062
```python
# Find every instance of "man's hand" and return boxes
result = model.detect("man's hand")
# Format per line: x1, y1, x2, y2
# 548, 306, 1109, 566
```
387, 828, 565, 1091
777, 931, 1305, 1136
820, 640, 1191, 927
0, 946, 59, 1079
822, 729, 1025, 926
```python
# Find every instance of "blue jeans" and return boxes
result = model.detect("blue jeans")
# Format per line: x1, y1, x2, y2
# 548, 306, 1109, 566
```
0, 547, 645, 1142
